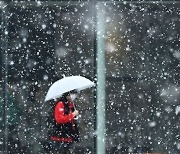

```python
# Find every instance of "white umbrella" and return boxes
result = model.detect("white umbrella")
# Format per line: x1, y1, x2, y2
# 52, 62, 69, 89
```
45, 75, 95, 101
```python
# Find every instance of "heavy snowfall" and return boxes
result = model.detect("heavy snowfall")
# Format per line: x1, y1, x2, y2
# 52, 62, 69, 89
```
0, 1, 180, 154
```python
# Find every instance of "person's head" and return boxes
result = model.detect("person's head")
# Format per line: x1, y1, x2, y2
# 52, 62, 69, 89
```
63, 90, 78, 102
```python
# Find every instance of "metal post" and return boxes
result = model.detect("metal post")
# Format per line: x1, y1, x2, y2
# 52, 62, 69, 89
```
96, 2, 106, 154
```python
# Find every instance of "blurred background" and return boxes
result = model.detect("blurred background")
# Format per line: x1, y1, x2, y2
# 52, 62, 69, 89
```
0, 0, 180, 154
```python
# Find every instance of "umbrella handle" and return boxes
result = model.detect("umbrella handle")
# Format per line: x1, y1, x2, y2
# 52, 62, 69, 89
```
73, 102, 79, 120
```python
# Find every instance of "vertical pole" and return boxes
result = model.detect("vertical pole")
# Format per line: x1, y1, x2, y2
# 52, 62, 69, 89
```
92, 0, 97, 154
1, 2, 8, 154
96, 2, 106, 154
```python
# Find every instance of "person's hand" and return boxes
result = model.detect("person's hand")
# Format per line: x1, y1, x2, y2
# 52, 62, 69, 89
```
72, 110, 79, 117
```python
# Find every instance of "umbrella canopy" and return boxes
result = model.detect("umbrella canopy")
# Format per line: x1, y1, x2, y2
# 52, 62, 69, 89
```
45, 76, 95, 101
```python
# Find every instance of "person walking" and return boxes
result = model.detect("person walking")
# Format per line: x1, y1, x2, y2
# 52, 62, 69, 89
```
46, 90, 79, 154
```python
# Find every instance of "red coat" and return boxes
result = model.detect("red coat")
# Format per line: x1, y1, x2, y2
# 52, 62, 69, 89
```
47, 100, 79, 143
54, 101, 75, 124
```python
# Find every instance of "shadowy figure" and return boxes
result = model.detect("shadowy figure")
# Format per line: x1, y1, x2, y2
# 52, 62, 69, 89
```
45, 90, 80, 154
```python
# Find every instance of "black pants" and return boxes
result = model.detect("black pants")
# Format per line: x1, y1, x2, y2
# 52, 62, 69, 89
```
47, 141, 73, 154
